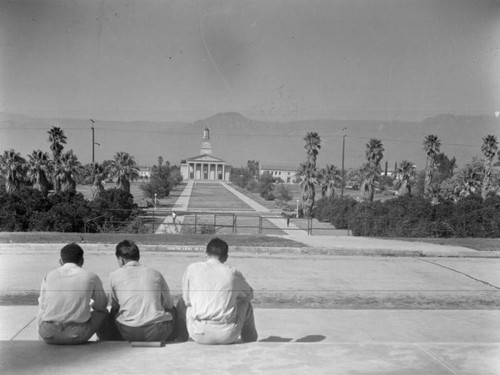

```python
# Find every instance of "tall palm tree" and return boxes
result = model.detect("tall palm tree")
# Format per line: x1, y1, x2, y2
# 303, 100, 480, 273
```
320, 164, 342, 199
396, 160, 417, 196
90, 162, 108, 200
55, 150, 82, 192
110, 151, 139, 194
304, 132, 321, 165
296, 162, 318, 217
298, 132, 321, 216
0, 149, 26, 193
47, 126, 67, 191
47, 126, 67, 161
26, 150, 52, 195
481, 134, 498, 199
361, 138, 384, 202
423, 134, 441, 197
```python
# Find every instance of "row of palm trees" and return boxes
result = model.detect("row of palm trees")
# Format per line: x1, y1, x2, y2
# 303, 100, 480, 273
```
297, 131, 500, 216
0, 127, 140, 199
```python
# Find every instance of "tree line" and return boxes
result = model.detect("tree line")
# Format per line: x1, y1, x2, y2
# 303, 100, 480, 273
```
0, 126, 182, 232
295, 132, 500, 217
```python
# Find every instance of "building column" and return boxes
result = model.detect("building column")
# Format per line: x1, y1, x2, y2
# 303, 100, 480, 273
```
222, 164, 225, 181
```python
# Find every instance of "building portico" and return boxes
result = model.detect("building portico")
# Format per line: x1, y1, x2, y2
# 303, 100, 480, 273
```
180, 127, 231, 181
186, 156, 227, 180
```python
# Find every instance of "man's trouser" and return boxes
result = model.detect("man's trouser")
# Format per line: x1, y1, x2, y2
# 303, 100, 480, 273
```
99, 308, 176, 342
38, 310, 108, 345
176, 298, 258, 345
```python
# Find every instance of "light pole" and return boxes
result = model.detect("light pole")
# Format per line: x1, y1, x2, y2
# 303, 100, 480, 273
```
341, 127, 347, 198
90, 119, 95, 163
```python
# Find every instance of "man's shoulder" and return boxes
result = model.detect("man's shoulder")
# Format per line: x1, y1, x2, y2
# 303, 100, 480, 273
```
80, 267, 102, 280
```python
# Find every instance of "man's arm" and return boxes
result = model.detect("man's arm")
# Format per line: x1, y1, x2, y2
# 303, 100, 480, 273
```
37, 275, 48, 323
234, 270, 254, 302
91, 275, 108, 312
160, 275, 174, 310
181, 267, 191, 307
105, 273, 120, 316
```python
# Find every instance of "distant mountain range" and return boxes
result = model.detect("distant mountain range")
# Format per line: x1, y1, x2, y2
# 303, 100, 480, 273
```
1, 111, 498, 170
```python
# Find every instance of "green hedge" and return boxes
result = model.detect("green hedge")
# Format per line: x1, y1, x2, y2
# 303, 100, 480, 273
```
0, 188, 139, 233
315, 194, 500, 238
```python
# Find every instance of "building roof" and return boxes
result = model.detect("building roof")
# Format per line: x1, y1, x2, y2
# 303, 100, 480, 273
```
260, 164, 297, 172
185, 154, 226, 163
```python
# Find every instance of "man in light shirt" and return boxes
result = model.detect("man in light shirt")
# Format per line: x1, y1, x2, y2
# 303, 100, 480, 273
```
105, 240, 176, 342
37, 243, 108, 345
177, 237, 258, 344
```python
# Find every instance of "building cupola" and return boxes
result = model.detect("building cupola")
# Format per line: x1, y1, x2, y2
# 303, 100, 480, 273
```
200, 126, 213, 155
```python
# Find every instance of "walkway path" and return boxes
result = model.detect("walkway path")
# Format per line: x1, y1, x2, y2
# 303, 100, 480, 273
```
220, 182, 270, 213
153, 181, 500, 256
154, 181, 193, 234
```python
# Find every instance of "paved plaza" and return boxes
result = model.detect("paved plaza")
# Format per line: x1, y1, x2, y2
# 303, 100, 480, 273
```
1, 181, 500, 374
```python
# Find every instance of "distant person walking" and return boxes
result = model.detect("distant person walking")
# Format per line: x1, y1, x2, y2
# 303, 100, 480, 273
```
172, 211, 177, 224
176, 237, 258, 344
37, 243, 108, 345
287, 216, 290, 227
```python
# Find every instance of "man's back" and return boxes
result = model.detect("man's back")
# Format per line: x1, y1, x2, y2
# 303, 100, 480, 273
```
109, 261, 173, 327
183, 258, 253, 324
38, 263, 106, 324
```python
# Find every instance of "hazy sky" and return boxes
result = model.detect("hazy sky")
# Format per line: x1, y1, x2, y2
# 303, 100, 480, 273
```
1, 0, 499, 122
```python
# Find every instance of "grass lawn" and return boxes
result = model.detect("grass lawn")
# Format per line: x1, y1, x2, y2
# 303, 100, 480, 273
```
0, 232, 302, 247
388, 237, 500, 252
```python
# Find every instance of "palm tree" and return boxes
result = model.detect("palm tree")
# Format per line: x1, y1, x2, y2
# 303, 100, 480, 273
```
396, 160, 417, 196
26, 150, 52, 195
110, 151, 139, 194
361, 138, 384, 201
296, 162, 318, 217
298, 132, 321, 216
456, 161, 483, 198
54, 150, 82, 192
423, 134, 441, 197
0, 149, 26, 193
481, 134, 498, 199
247, 160, 260, 178
304, 132, 321, 165
320, 164, 342, 199
47, 126, 67, 161
90, 162, 108, 200
47, 126, 67, 191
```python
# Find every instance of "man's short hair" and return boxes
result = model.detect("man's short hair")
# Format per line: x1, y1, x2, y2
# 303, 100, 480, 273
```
60, 243, 84, 264
206, 238, 228, 262
115, 240, 140, 261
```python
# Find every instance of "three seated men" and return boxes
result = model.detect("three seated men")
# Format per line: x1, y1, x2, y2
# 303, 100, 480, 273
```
37, 238, 257, 345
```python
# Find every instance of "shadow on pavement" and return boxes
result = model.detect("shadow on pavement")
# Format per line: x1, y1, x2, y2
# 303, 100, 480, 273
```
259, 334, 326, 343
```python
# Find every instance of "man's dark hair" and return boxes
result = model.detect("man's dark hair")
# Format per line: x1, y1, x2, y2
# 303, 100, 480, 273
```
60, 243, 84, 264
115, 240, 140, 261
206, 237, 228, 262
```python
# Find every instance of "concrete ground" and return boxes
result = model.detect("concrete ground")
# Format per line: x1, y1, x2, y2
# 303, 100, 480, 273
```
2, 307, 500, 374
2, 182, 500, 374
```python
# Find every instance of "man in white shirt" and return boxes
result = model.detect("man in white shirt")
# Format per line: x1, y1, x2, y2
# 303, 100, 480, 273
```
106, 240, 176, 342
37, 243, 108, 345
177, 237, 258, 344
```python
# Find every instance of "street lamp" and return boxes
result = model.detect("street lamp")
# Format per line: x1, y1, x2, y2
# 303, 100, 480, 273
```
341, 127, 347, 198
90, 119, 95, 163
